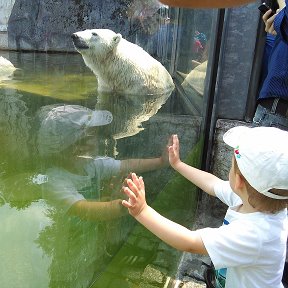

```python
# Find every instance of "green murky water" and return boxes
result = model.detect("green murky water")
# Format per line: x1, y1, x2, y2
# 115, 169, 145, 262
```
0, 51, 201, 288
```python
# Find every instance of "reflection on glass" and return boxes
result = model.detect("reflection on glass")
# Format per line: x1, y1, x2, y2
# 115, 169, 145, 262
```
0, 2, 215, 287
95, 92, 171, 140
127, 0, 171, 58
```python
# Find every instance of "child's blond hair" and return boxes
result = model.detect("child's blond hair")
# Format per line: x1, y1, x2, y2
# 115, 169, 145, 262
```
233, 157, 288, 214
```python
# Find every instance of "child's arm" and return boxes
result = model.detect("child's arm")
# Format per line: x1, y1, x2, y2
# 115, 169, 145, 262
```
69, 199, 127, 221
169, 134, 222, 196
120, 157, 167, 175
122, 173, 207, 254
119, 136, 171, 174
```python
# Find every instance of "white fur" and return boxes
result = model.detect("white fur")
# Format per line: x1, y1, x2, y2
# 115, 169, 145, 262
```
0, 56, 16, 81
73, 29, 174, 95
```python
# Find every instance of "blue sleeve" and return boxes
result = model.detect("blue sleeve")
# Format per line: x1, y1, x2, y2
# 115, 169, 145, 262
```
274, 1, 288, 42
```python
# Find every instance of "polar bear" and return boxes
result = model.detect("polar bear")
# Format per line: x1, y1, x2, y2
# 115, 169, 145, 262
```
72, 29, 174, 95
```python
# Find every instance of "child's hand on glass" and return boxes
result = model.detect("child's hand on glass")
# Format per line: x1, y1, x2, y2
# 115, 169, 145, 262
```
122, 173, 147, 217
168, 134, 181, 168
159, 134, 173, 167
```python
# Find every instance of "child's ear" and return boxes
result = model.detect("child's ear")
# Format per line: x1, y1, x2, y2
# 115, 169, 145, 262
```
235, 173, 245, 190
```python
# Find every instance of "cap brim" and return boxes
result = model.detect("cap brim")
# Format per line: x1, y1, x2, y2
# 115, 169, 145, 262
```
223, 126, 251, 149
86, 110, 113, 127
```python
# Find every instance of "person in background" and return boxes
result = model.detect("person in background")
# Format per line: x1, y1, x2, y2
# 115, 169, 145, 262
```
253, 2, 288, 285
253, 0, 288, 132
257, 0, 280, 88
122, 128, 288, 288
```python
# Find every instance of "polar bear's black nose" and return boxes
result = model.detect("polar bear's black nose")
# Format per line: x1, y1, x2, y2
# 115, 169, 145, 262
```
71, 33, 78, 40
72, 33, 89, 50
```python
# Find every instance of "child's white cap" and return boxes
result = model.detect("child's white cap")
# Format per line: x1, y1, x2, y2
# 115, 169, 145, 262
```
37, 105, 113, 156
223, 126, 288, 200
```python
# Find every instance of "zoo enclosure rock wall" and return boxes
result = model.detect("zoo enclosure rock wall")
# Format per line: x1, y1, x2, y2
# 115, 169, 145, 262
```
0, 0, 15, 49
7, 0, 134, 52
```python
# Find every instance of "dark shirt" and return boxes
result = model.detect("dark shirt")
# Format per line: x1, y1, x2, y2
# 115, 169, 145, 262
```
258, 1, 288, 100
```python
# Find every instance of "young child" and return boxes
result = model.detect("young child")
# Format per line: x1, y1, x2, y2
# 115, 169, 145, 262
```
122, 126, 288, 288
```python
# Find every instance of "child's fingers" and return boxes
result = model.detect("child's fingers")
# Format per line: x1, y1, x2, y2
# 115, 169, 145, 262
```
173, 134, 179, 149
130, 173, 145, 195
122, 184, 137, 198
138, 176, 145, 191
173, 134, 179, 145
131, 173, 141, 186
126, 177, 141, 197
122, 199, 132, 208
127, 172, 133, 180
168, 144, 177, 158
172, 134, 177, 143
131, 172, 139, 181
167, 135, 179, 156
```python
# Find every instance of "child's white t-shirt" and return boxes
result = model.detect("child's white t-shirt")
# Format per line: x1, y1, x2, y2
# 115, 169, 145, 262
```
198, 180, 288, 288
41, 157, 121, 212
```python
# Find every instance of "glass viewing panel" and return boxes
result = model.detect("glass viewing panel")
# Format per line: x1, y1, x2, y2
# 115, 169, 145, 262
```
0, 1, 216, 287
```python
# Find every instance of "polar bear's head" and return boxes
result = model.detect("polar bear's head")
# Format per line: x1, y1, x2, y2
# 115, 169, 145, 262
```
72, 29, 122, 59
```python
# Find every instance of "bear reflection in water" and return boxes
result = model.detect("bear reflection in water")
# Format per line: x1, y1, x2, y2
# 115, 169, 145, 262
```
96, 91, 172, 140
72, 28, 174, 95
